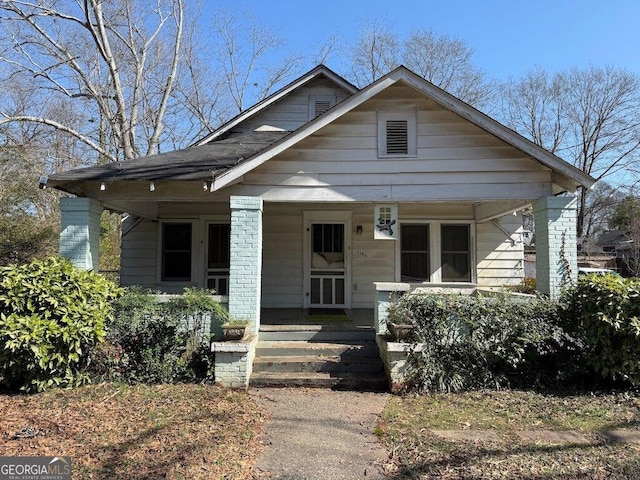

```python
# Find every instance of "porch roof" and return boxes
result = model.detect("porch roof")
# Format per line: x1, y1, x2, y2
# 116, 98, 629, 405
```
48, 131, 288, 193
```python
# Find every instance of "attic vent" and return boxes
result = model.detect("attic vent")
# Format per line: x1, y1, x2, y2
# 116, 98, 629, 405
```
314, 100, 332, 117
309, 95, 336, 120
386, 120, 408, 154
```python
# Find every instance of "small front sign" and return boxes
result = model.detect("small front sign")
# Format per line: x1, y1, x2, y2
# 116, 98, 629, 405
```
374, 205, 398, 240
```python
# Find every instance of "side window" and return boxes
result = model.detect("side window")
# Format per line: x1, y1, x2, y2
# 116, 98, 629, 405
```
401, 224, 430, 282
441, 224, 471, 282
161, 223, 192, 281
378, 111, 416, 157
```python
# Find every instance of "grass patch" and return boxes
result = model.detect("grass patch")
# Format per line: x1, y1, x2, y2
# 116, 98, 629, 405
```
0, 383, 266, 479
380, 390, 640, 478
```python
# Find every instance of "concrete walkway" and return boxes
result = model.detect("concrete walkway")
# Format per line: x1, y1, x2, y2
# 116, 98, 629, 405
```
250, 388, 390, 480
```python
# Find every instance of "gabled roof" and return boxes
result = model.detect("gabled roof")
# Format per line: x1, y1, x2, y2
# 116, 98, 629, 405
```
49, 65, 595, 196
210, 66, 595, 192
189, 64, 359, 147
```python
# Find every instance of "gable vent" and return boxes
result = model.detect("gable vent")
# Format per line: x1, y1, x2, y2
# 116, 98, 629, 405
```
314, 100, 332, 117
386, 120, 408, 154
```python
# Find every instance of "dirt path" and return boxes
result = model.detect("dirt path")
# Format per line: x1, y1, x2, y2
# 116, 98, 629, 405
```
250, 388, 390, 479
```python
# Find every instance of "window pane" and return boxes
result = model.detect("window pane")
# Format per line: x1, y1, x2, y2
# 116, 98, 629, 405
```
442, 225, 470, 252
312, 224, 343, 253
402, 225, 429, 251
322, 278, 333, 304
335, 278, 345, 304
401, 224, 429, 282
441, 225, 470, 282
162, 224, 191, 281
208, 224, 230, 268
311, 277, 321, 304
163, 224, 191, 250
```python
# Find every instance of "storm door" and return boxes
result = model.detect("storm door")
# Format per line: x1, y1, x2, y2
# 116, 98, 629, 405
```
309, 223, 346, 307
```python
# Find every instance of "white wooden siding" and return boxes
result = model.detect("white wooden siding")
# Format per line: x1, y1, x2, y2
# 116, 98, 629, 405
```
476, 213, 525, 287
239, 84, 552, 202
234, 78, 352, 133
119, 202, 525, 306
262, 204, 304, 307
120, 218, 157, 288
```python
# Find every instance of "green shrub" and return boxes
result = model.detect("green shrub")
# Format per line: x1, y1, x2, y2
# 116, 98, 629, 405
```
93, 287, 227, 384
0, 257, 121, 392
563, 274, 640, 385
387, 292, 572, 392
507, 277, 537, 294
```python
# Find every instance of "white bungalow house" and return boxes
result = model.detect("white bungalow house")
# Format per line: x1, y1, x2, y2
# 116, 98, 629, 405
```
48, 65, 594, 386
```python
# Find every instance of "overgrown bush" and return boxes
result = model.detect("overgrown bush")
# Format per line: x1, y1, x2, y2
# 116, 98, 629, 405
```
92, 287, 228, 384
387, 292, 573, 392
563, 274, 640, 385
0, 257, 121, 392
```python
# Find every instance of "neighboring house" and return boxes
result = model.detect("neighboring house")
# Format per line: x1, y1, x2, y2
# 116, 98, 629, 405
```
598, 229, 636, 276
48, 65, 595, 332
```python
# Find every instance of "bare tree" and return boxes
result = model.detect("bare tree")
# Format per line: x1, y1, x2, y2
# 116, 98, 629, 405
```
500, 66, 640, 238
349, 18, 400, 86
211, 8, 304, 114
0, 0, 204, 162
500, 68, 567, 154
403, 30, 493, 107
347, 23, 493, 108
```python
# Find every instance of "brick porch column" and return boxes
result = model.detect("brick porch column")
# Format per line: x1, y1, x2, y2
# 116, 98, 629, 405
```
228, 196, 263, 333
532, 196, 577, 298
59, 197, 102, 271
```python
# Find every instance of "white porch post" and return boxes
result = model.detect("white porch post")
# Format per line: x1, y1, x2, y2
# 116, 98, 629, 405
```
228, 196, 263, 333
532, 196, 578, 298
59, 197, 102, 271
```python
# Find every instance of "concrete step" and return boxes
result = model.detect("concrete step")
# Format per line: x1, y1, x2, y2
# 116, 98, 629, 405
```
252, 355, 384, 374
258, 330, 375, 342
255, 340, 379, 357
249, 371, 388, 391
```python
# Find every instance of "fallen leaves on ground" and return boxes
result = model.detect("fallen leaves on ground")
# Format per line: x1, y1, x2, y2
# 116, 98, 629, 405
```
0, 383, 267, 479
380, 390, 640, 479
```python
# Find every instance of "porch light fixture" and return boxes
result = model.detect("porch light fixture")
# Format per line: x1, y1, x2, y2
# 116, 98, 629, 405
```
100, 182, 106, 191
149, 181, 155, 192
203, 181, 208, 191
356, 225, 363, 235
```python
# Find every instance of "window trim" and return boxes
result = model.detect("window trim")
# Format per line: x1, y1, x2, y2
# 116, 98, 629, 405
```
377, 110, 417, 158
395, 220, 476, 284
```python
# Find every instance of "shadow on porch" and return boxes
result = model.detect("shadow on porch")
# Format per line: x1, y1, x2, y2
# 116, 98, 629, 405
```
260, 308, 375, 331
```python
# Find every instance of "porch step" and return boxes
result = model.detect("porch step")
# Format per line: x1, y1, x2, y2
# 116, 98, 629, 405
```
255, 340, 379, 357
253, 355, 384, 374
251, 327, 387, 391
250, 371, 388, 391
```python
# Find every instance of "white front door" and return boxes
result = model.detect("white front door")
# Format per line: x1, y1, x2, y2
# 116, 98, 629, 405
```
303, 212, 352, 309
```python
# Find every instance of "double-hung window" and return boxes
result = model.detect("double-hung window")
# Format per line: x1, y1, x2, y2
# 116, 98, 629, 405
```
161, 223, 192, 282
440, 224, 471, 282
401, 224, 430, 282
400, 222, 473, 283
